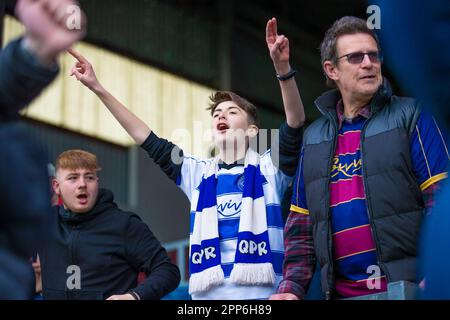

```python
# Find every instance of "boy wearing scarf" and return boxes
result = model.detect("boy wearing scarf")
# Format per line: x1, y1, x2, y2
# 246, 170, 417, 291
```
68, 18, 305, 299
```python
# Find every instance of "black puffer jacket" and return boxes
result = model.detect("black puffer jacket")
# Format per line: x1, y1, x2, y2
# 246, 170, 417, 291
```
303, 79, 423, 298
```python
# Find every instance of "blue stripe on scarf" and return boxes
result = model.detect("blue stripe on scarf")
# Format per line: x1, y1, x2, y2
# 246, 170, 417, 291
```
196, 174, 217, 212
234, 231, 272, 264
190, 238, 221, 274
242, 165, 264, 199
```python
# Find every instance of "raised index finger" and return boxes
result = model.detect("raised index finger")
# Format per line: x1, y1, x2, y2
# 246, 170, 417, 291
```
67, 48, 88, 63
266, 17, 278, 42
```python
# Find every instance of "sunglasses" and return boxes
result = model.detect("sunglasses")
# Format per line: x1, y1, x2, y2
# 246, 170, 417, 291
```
336, 51, 383, 64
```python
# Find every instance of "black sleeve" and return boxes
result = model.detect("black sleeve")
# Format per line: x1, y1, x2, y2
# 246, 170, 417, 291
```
0, 38, 59, 119
272, 122, 303, 177
124, 215, 181, 300
140, 132, 184, 183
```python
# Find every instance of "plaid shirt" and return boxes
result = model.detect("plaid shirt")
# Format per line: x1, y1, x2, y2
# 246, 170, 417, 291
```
276, 211, 315, 299
336, 100, 371, 129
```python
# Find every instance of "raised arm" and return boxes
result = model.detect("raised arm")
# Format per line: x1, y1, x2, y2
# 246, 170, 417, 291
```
266, 17, 305, 128
68, 49, 151, 145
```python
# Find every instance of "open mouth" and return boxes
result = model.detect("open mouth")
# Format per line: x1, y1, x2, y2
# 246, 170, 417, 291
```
217, 123, 229, 131
76, 194, 88, 203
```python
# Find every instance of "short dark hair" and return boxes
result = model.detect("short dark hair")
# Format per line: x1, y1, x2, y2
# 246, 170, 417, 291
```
207, 91, 259, 127
320, 16, 380, 87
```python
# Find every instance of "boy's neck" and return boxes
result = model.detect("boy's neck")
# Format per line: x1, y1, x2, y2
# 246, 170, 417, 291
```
218, 144, 248, 165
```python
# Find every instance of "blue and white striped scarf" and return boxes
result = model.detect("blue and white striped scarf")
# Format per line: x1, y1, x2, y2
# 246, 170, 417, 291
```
189, 149, 275, 294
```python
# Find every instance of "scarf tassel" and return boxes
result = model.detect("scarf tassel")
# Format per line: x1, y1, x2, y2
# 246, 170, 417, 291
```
189, 265, 225, 294
230, 263, 276, 285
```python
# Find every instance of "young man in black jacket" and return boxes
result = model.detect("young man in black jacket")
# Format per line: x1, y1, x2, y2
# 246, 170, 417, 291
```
40, 149, 180, 300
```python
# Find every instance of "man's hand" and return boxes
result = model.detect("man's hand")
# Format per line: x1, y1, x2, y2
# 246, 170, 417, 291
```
68, 49, 102, 93
15, 0, 86, 66
269, 293, 300, 300
106, 294, 137, 300
266, 17, 291, 75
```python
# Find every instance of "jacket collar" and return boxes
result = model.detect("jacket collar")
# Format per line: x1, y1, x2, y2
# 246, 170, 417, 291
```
336, 99, 371, 130
57, 188, 117, 224
314, 77, 393, 121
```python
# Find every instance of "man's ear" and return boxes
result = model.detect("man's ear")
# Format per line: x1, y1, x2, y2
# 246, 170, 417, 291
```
323, 60, 339, 82
52, 178, 60, 196
247, 125, 259, 138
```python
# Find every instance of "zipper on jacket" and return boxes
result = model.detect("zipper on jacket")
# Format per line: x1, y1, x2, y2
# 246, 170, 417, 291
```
65, 225, 76, 298
66, 223, 81, 294
359, 110, 390, 283
72, 226, 81, 267
325, 110, 339, 299
70, 226, 76, 265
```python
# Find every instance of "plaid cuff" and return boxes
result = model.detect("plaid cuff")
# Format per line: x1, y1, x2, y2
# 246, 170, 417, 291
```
278, 210, 316, 299
277, 279, 307, 299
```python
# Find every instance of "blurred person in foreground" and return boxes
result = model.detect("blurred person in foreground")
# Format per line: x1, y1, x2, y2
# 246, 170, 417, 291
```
0, 0, 85, 299
372, 0, 450, 299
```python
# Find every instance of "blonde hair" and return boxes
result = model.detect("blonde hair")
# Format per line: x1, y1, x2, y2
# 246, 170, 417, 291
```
55, 149, 101, 173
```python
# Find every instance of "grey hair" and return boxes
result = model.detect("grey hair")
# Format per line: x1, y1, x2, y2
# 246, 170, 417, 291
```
320, 16, 380, 87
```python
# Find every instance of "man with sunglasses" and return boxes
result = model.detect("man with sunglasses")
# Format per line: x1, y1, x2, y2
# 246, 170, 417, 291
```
271, 16, 448, 300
